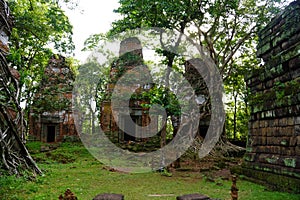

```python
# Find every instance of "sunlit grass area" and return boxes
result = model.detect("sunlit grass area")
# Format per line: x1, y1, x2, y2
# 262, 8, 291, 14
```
0, 142, 299, 200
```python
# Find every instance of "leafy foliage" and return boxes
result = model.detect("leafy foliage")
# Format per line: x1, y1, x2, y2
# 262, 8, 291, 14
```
140, 85, 181, 117
98, 0, 289, 140
74, 58, 110, 134
30, 55, 77, 117
7, 0, 75, 120
0, 0, 43, 175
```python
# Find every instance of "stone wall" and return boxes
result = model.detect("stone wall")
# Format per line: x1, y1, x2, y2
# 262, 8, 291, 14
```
100, 37, 158, 142
29, 55, 78, 143
241, 1, 300, 193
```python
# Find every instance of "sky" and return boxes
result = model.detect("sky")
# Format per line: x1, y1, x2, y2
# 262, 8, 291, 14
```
62, 0, 120, 63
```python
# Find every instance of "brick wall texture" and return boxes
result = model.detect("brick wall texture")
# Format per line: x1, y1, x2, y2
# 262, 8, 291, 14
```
244, 1, 300, 186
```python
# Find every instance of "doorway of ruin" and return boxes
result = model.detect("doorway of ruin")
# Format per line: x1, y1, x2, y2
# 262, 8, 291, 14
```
47, 125, 56, 143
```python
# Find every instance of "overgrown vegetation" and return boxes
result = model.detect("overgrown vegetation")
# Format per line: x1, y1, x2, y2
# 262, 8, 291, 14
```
84, 0, 291, 144
7, 0, 77, 124
0, 0, 42, 176
1, 0, 299, 198
1, 142, 299, 200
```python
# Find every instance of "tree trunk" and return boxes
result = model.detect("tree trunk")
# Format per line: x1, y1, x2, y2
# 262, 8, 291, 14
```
233, 92, 238, 140
171, 115, 180, 168
158, 50, 174, 169
0, 0, 42, 176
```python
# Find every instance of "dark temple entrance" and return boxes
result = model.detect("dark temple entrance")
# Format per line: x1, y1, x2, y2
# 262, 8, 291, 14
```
123, 116, 139, 141
47, 125, 56, 143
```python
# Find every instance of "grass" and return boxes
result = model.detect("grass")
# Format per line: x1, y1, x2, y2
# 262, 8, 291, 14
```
0, 142, 299, 200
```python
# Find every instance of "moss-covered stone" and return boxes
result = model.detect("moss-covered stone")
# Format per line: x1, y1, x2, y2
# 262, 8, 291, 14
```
245, 2, 300, 194
231, 166, 300, 193
283, 158, 296, 168
266, 156, 279, 164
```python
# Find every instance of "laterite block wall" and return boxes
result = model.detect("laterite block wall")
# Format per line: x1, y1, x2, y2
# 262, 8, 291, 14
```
242, 1, 300, 193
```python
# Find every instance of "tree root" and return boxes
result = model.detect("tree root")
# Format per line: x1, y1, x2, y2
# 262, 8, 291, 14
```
0, 0, 42, 176
191, 136, 246, 159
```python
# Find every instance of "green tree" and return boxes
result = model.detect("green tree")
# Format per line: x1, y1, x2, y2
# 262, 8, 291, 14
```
102, 0, 288, 141
224, 68, 248, 141
84, 0, 289, 161
224, 49, 258, 141
75, 57, 110, 135
7, 0, 75, 124
84, 1, 291, 163
0, 0, 42, 175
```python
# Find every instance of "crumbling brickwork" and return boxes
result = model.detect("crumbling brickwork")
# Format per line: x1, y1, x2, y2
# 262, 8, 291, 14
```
242, 1, 300, 193
100, 37, 158, 142
29, 55, 78, 142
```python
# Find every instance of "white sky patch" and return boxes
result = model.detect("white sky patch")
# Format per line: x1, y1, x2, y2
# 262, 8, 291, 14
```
62, 0, 121, 63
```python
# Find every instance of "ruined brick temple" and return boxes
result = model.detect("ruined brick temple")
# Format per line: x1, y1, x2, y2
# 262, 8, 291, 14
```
100, 37, 158, 142
239, 1, 300, 193
29, 55, 78, 142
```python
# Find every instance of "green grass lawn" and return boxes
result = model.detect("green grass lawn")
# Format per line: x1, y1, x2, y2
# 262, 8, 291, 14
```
0, 142, 299, 200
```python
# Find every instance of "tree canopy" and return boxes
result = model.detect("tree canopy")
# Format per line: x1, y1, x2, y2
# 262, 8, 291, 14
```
109, 0, 288, 75
83, 0, 289, 141
0, 0, 77, 175
101, 0, 289, 140
7, 0, 76, 120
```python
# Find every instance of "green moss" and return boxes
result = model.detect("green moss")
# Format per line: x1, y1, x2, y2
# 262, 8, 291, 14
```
245, 147, 252, 153
232, 166, 300, 193
249, 80, 300, 108
283, 158, 296, 168
280, 140, 288, 146
266, 156, 279, 164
